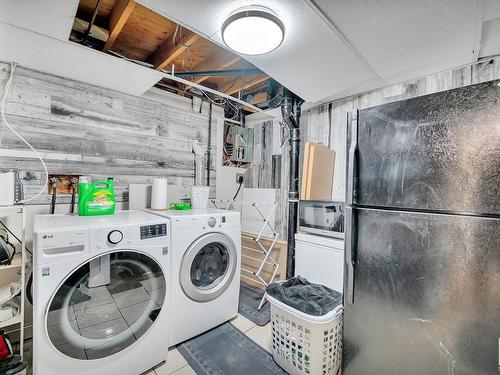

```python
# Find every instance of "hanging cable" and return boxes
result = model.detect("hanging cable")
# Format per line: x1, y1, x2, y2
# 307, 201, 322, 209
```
1, 62, 48, 204
232, 176, 244, 200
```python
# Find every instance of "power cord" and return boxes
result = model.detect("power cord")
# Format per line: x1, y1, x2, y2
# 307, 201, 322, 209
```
1, 62, 48, 203
233, 176, 244, 200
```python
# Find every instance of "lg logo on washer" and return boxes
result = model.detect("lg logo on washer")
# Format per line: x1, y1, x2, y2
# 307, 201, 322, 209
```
42, 234, 53, 239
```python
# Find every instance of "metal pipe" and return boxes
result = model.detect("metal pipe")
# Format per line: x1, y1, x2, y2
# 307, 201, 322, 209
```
206, 102, 212, 186
281, 92, 302, 279
175, 68, 261, 77
82, 0, 102, 46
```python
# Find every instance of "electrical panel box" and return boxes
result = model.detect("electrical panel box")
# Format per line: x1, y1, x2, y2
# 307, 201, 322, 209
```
230, 126, 254, 163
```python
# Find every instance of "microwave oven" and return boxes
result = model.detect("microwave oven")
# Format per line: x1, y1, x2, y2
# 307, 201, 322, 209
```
298, 200, 344, 239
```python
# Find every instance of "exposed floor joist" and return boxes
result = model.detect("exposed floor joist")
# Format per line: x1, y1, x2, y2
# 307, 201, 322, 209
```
226, 75, 269, 96
73, 0, 274, 110
184, 53, 240, 90
103, 0, 136, 52
149, 31, 201, 70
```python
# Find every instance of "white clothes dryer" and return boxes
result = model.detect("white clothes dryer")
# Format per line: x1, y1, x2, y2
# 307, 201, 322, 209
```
147, 209, 240, 346
33, 211, 170, 375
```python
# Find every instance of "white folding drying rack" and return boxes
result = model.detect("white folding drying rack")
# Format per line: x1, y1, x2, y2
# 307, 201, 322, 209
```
212, 199, 280, 310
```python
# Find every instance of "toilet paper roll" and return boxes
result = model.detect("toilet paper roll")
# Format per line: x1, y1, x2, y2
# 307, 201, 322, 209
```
151, 178, 168, 210
0, 172, 15, 207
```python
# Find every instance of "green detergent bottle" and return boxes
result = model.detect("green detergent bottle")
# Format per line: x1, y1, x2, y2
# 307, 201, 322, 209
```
78, 176, 116, 216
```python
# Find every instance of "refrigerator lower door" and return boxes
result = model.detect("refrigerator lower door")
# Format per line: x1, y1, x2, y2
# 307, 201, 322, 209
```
343, 207, 500, 375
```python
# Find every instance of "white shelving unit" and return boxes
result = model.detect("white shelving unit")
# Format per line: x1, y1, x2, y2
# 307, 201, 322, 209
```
212, 199, 280, 310
0, 205, 27, 358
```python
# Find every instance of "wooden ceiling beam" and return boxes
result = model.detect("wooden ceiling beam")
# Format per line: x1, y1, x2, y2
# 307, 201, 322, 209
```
149, 31, 201, 71
184, 54, 240, 90
102, 0, 136, 52
225, 75, 269, 96
73, 17, 109, 42
250, 92, 268, 105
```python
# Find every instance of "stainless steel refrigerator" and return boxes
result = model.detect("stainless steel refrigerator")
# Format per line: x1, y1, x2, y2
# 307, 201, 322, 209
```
343, 80, 500, 375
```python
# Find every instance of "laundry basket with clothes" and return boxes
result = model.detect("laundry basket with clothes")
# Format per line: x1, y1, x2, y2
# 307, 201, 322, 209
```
266, 276, 343, 375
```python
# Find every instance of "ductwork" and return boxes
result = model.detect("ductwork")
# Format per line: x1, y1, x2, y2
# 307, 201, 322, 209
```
281, 90, 303, 279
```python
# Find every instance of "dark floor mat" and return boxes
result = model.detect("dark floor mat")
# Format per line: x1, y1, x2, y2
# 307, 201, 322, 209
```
239, 282, 270, 326
178, 323, 286, 375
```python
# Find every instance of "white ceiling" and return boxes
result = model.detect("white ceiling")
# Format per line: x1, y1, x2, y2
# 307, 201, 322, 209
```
0, 0, 78, 41
139, 0, 500, 103
0, 0, 499, 103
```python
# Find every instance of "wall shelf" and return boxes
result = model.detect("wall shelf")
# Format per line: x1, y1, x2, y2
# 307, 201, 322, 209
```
0, 314, 22, 330
0, 253, 23, 270
0, 205, 26, 358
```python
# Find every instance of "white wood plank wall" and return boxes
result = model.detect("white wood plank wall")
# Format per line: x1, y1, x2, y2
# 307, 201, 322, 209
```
0, 62, 223, 205
249, 56, 500, 237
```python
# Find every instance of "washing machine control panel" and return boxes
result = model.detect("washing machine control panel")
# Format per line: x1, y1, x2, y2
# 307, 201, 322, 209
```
90, 222, 168, 252
108, 230, 123, 244
140, 223, 167, 239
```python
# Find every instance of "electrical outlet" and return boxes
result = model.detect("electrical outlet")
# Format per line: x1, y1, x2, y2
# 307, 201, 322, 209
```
236, 174, 244, 183
48, 175, 80, 194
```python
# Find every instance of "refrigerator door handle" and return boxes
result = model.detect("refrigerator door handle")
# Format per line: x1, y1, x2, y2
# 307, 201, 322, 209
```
346, 111, 358, 205
345, 205, 355, 304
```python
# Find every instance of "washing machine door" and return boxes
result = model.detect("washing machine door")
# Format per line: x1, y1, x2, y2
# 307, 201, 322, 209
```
45, 250, 166, 360
179, 233, 237, 302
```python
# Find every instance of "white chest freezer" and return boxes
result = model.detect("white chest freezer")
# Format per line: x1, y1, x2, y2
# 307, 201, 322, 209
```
294, 233, 344, 293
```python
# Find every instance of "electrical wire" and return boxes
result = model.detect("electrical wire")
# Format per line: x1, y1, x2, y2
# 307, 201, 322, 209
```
1, 62, 48, 204
172, 24, 179, 46
232, 178, 243, 200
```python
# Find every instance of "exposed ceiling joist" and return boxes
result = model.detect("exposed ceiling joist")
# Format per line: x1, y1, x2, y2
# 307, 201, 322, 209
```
225, 74, 269, 96
149, 31, 200, 70
73, 17, 109, 42
102, 0, 136, 52
72, 0, 272, 108
250, 92, 268, 105
184, 54, 240, 89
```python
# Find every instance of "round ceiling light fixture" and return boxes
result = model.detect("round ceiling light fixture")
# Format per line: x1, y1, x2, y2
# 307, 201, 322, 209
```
222, 5, 285, 55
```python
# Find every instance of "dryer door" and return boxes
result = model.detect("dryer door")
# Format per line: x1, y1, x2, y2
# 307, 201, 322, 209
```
179, 233, 237, 302
45, 251, 166, 360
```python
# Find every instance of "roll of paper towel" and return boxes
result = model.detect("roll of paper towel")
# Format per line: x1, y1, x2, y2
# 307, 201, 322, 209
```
0, 172, 15, 206
151, 178, 168, 210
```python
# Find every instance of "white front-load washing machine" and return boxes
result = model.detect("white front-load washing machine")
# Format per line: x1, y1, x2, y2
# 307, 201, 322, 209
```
33, 211, 171, 375
147, 208, 240, 346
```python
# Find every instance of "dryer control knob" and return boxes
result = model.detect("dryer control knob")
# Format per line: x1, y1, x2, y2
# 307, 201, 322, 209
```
207, 217, 216, 228
108, 230, 123, 244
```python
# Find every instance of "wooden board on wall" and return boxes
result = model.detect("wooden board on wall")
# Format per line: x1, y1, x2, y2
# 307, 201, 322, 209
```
301, 142, 335, 200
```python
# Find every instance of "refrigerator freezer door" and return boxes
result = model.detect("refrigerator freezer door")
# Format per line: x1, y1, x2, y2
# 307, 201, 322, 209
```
343, 207, 500, 375
351, 80, 500, 215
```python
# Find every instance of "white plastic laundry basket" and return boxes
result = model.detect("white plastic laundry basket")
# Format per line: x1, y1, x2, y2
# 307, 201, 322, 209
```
267, 294, 343, 375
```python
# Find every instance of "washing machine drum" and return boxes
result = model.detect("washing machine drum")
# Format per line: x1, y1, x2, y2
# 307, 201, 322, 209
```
180, 233, 237, 302
45, 251, 167, 360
